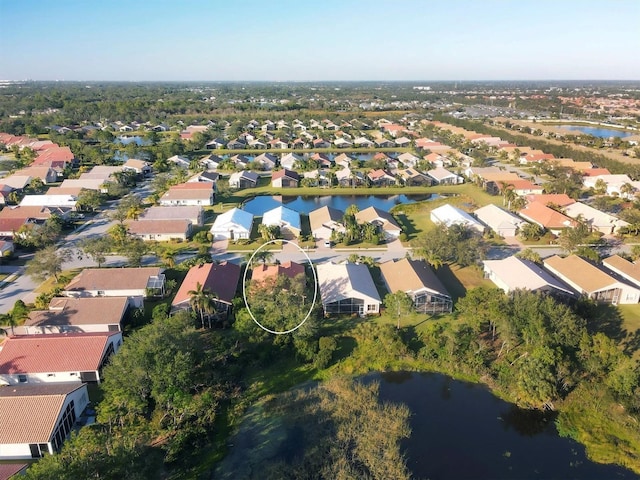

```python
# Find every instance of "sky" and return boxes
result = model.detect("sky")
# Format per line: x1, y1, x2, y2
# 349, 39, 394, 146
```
1, 0, 639, 81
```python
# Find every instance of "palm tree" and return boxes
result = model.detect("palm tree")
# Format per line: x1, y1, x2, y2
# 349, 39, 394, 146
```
188, 282, 214, 329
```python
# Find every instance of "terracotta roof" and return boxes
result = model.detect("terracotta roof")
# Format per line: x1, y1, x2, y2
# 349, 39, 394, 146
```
0, 463, 28, 478
544, 255, 618, 293
172, 261, 241, 307
0, 383, 85, 445
272, 169, 300, 181
525, 194, 575, 207
519, 202, 577, 229
583, 168, 612, 177
25, 297, 129, 328
380, 258, 450, 297
0, 333, 119, 374
32, 146, 74, 164
0, 218, 28, 233
0, 205, 55, 220
65, 267, 163, 292
251, 261, 305, 284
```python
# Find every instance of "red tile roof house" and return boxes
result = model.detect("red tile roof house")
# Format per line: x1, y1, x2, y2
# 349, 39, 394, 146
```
0, 332, 122, 385
518, 202, 578, 236
0, 382, 90, 460
367, 169, 397, 186
126, 218, 193, 242
18, 297, 129, 335
63, 267, 165, 308
171, 262, 241, 322
251, 261, 306, 288
159, 182, 215, 206
271, 169, 300, 188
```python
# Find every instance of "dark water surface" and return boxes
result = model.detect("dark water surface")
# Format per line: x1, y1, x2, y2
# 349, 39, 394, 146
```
241, 194, 440, 215
373, 371, 633, 479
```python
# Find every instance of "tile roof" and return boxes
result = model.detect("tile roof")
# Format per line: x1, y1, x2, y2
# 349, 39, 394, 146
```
484, 256, 574, 295
603, 255, 640, 284
126, 219, 191, 235
251, 261, 305, 284
25, 297, 128, 328
0, 383, 85, 445
519, 202, 577, 229
0, 333, 119, 374
172, 261, 241, 307
524, 194, 575, 207
272, 169, 300, 181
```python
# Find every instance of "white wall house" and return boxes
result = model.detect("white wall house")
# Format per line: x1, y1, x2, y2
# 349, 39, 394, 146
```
316, 262, 381, 315
430, 204, 485, 233
210, 208, 254, 240
474, 204, 526, 237
0, 383, 90, 460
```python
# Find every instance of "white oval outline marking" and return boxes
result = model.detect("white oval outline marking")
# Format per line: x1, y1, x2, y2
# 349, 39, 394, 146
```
241, 239, 318, 335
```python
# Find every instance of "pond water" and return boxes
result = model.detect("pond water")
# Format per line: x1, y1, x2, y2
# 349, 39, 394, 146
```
374, 371, 634, 479
241, 194, 440, 215
558, 125, 634, 138
114, 135, 152, 145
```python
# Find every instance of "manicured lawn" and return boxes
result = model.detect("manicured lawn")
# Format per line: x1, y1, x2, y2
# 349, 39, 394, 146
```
437, 263, 491, 301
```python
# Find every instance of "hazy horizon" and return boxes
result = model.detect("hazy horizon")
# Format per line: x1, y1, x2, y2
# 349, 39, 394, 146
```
1, 0, 639, 82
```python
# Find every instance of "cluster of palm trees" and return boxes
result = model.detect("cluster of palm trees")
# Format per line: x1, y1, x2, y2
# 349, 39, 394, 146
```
187, 282, 221, 329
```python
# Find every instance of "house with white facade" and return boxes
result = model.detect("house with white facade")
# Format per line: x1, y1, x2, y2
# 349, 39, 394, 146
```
63, 267, 165, 307
603, 255, 640, 289
126, 219, 192, 241
210, 208, 254, 241
544, 255, 640, 305
474, 204, 526, 237
229, 171, 259, 189
0, 383, 90, 460
483, 256, 575, 297
563, 202, 629, 234
140, 205, 204, 226
160, 182, 215, 206
427, 166, 463, 185
316, 262, 381, 315
309, 206, 345, 240
0, 332, 123, 385
355, 206, 402, 239
430, 204, 485, 233
262, 206, 301, 238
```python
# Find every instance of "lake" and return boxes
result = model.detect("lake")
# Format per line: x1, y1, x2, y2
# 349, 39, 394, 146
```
114, 135, 151, 146
558, 125, 634, 138
375, 371, 634, 479
241, 194, 439, 215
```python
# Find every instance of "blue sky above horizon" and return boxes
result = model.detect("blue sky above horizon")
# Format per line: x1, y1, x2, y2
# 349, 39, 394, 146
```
1, 0, 638, 81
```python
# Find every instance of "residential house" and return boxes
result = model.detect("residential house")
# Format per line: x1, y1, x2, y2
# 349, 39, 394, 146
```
500, 179, 544, 196
229, 170, 259, 189
309, 206, 345, 240
0, 332, 123, 385
251, 261, 306, 286
269, 139, 289, 149
160, 182, 215, 206
427, 166, 462, 185
0, 184, 16, 205
1, 175, 32, 191
226, 138, 247, 150
603, 255, 640, 289
248, 139, 267, 150
188, 171, 219, 187
563, 202, 629, 234
474, 204, 526, 237
205, 138, 226, 149
334, 138, 353, 148
544, 255, 640, 305
14, 166, 58, 184
518, 202, 577, 235
374, 139, 395, 148
394, 136, 412, 147
0, 218, 28, 237
253, 152, 277, 170
280, 153, 303, 170
430, 204, 485, 234
262, 206, 301, 238
355, 206, 402, 239
140, 205, 204, 226
0, 383, 90, 460
167, 155, 191, 168
59, 178, 105, 192
334, 153, 354, 169
19, 297, 129, 335
398, 167, 432, 186
126, 219, 192, 242
380, 258, 452, 314
525, 194, 575, 208
63, 267, 165, 307
271, 169, 300, 188
397, 152, 419, 168
123, 158, 152, 177
200, 154, 223, 170
210, 208, 253, 240
32, 146, 75, 169
316, 262, 381, 315
353, 137, 374, 148
312, 138, 331, 149
171, 262, 241, 319
19, 195, 77, 209
483, 256, 575, 297
335, 167, 364, 187
367, 169, 396, 186
583, 174, 639, 199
